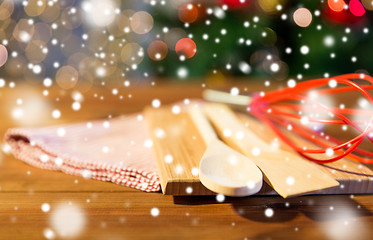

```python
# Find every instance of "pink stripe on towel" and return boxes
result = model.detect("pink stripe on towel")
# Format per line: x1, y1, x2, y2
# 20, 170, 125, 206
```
4, 114, 160, 192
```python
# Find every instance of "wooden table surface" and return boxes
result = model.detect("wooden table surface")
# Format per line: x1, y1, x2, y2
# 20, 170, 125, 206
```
0, 80, 372, 240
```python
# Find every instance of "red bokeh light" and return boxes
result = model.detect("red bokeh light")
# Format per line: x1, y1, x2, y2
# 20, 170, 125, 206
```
178, 3, 198, 23
175, 38, 197, 59
349, 0, 366, 16
217, 0, 251, 10
327, 0, 346, 12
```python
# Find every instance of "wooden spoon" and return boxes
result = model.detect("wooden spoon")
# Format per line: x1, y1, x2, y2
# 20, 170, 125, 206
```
188, 106, 263, 197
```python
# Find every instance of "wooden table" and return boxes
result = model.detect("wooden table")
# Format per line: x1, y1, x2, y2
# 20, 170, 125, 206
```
0, 80, 372, 240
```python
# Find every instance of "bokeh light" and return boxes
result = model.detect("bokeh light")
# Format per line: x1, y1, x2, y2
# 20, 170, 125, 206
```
362, 0, 373, 11
0, 0, 372, 83
258, 0, 281, 13
147, 40, 168, 61
61, 7, 83, 30
25, 40, 48, 63
175, 38, 196, 59
56, 65, 79, 89
24, 0, 47, 17
130, 11, 154, 34
178, 3, 198, 23
13, 19, 35, 43
0, 44, 8, 67
33, 22, 52, 43
327, 0, 346, 12
39, 1, 61, 22
121, 42, 144, 66
293, 8, 312, 28
349, 0, 366, 16
0, 0, 14, 21
50, 203, 86, 238
81, 0, 117, 27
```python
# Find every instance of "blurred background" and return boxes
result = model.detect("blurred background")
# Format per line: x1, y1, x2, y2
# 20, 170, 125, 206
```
0, 0, 372, 90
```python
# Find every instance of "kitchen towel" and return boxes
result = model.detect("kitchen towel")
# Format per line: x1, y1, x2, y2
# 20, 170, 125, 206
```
4, 114, 160, 192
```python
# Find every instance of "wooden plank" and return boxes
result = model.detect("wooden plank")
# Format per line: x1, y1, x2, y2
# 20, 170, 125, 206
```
143, 106, 209, 195
1, 192, 372, 240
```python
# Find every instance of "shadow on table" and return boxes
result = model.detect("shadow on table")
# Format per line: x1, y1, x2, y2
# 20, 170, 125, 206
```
173, 195, 372, 223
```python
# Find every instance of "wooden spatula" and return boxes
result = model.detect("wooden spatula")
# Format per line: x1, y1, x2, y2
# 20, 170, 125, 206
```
188, 106, 263, 197
203, 103, 339, 198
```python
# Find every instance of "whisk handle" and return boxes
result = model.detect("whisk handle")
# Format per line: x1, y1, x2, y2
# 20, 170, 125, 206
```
202, 89, 251, 107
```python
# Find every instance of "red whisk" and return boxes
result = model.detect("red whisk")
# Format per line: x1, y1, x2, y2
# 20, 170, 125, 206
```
205, 73, 373, 164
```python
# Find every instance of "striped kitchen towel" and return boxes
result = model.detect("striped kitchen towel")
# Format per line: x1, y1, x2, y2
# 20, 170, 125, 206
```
4, 114, 160, 192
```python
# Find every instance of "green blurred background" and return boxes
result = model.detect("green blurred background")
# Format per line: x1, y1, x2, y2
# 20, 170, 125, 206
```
0, 0, 372, 87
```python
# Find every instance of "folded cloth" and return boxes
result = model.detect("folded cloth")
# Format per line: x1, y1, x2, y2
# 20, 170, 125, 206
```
4, 114, 160, 192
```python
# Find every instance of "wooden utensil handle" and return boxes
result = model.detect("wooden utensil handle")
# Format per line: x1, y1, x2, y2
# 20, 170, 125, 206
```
203, 89, 251, 106
188, 105, 218, 145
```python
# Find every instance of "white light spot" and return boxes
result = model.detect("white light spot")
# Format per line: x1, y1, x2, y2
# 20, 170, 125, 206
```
0, 79, 5, 88
57, 128, 66, 137
43, 78, 52, 87
326, 148, 334, 157
177, 67, 188, 78
150, 207, 159, 217
12, 108, 24, 119
223, 128, 232, 137
41, 203, 50, 212
50, 203, 85, 238
230, 87, 239, 96
175, 164, 183, 174
216, 194, 225, 202
270, 63, 280, 72
238, 61, 251, 74
55, 158, 63, 166
103, 121, 110, 128
229, 155, 238, 165
286, 176, 295, 185
251, 147, 261, 156
164, 154, 173, 164
52, 110, 61, 119
300, 116, 309, 125
144, 139, 153, 148
152, 99, 161, 108
324, 36, 335, 47
154, 128, 166, 139
186, 187, 193, 194
72, 102, 81, 111
265, 208, 274, 218
102, 146, 109, 153
235, 131, 244, 140
43, 228, 56, 239
300, 45, 309, 55
81, 169, 91, 178
287, 79, 296, 88
328, 79, 337, 88
191, 167, 199, 176
40, 154, 49, 163
172, 105, 181, 114
247, 180, 255, 189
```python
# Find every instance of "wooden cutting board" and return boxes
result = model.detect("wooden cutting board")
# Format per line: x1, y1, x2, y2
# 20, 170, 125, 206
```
144, 105, 373, 197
